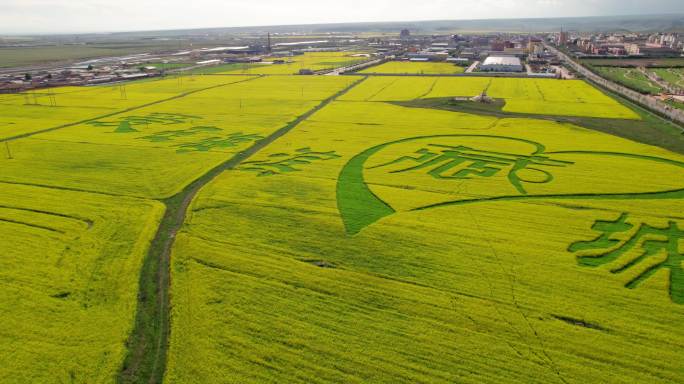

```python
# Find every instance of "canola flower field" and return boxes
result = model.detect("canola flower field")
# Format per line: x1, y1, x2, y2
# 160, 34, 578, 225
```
357, 61, 466, 75
1, 67, 684, 384
0, 73, 354, 382
205, 52, 370, 75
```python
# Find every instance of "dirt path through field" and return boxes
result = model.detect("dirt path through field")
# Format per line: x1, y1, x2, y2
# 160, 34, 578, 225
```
118, 76, 366, 384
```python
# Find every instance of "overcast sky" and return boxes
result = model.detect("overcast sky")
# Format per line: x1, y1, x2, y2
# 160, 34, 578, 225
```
1, 0, 682, 34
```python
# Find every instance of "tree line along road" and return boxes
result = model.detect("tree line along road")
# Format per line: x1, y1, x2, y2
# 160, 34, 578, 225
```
544, 43, 684, 130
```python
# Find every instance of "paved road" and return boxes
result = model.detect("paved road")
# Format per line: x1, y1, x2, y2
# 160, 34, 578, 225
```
544, 43, 684, 128
465, 61, 479, 73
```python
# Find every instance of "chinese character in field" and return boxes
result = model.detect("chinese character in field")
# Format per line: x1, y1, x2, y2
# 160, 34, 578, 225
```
240, 147, 341, 176
569, 213, 684, 304
139, 126, 223, 142
368, 144, 573, 194
175, 132, 264, 152
88, 112, 201, 128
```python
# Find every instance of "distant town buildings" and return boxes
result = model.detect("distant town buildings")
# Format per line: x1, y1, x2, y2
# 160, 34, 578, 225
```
556, 30, 683, 58
8, 27, 681, 93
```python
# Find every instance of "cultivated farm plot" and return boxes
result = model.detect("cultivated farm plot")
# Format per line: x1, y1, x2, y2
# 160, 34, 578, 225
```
0, 75, 252, 140
0, 76, 355, 198
339, 76, 638, 119
4, 70, 684, 384
208, 52, 369, 75
358, 61, 466, 75
0, 183, 164, 383
166, 79, 684, 383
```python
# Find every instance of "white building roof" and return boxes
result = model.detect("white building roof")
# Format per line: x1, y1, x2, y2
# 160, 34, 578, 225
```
482, 56, 522, 66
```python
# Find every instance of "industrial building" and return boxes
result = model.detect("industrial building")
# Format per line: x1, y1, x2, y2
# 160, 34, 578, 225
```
479, 56, 524, 72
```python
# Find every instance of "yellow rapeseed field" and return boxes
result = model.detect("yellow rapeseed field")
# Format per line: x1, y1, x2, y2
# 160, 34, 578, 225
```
166, 91, 684, 383
3, 69, 682, 384
0, 182, 163, 383
216, 52, 369, 75
0, 74, 354, 382
339, 76, 639, 119
358, 61, 466, 75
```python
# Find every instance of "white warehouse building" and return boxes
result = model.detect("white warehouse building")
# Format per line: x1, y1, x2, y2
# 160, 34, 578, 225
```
479, 56, 524, 72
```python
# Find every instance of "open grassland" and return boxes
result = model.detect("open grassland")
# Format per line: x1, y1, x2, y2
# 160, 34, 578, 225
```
650, 68, 684, 89
166, 94, 684, 383
358, 61, 465, 75
0, 76, 355, 198
582, 57, 684, 67
338, 76, 638, 119
201, 52, 369, 75
0, 183, 164, 383
592, 66, 663, 95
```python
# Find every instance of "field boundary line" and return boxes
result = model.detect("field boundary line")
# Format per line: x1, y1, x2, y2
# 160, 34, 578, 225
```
0, 180, 143, 198
0, 76, 262, 143
117, 76, 367, 384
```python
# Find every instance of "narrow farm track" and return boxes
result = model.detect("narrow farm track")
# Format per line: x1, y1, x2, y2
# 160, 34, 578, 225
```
0, 75, 262, 143
117, 76, 367, 384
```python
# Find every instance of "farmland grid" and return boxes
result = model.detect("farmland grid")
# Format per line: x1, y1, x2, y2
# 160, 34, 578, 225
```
0, 76, 263, 143
4, 57, 684, 383
118, 76, 367, 384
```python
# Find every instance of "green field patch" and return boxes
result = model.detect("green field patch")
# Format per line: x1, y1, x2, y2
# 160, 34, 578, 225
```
338, 135, 684, 234
138, 126, 223, 142
593, 67, 663, 94
239, 147, 341, 176
88, 112, 202, 131
570, 213, 684, 304
0, 183, 164, 382
175, 132, 264, 152
393, 96, 684, 156
114, 121, 138, 133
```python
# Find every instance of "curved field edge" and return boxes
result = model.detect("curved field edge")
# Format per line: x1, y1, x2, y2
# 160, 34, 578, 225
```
392, 92, 684, 156
118, 77, 366, 384
160, 114, 684, 382
0, 183, 165, 383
